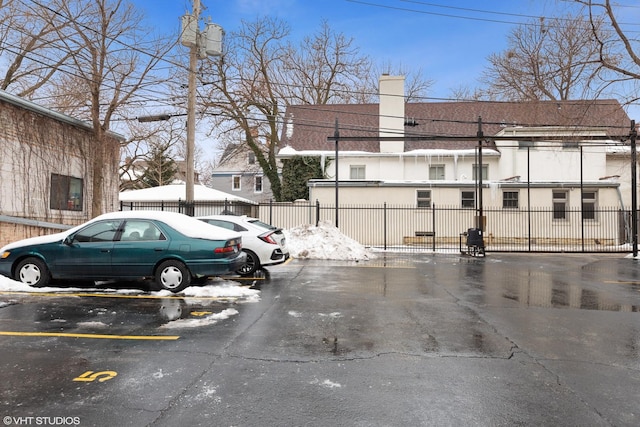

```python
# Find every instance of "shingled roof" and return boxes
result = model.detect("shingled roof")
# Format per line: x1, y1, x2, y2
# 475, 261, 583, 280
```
280, 99, 631, 153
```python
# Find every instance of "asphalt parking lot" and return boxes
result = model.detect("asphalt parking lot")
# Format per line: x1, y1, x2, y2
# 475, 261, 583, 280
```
0, 252, 639, 426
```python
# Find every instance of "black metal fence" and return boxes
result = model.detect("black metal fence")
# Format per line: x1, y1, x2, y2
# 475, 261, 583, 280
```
119, 199, 633, 253
119, 200, 257, 217
257, 200, 633, 253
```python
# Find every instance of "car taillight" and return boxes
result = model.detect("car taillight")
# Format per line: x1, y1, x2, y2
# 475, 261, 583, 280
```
214, 239, 240, 253
258, 232, 278, 245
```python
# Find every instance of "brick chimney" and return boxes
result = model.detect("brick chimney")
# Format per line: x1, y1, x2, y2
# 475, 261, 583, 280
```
379, 75, 405, 153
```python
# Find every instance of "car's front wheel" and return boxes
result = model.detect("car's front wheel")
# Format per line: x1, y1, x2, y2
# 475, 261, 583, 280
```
156, 260, 191, 293
15, 257, 51, 287
236, 250, 260, 276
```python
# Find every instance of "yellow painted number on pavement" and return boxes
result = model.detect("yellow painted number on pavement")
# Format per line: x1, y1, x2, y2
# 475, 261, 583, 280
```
73, 371, 118, 382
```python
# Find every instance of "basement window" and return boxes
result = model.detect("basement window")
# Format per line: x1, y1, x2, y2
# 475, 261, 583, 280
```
416, 190, 431, 208
582, 191, 598, 220
502, 191, 519, 209
461, 191, 475, 209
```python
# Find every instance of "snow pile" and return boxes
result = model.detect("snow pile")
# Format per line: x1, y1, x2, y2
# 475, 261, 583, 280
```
160, 308, 239, 329
284, 220, 376, 261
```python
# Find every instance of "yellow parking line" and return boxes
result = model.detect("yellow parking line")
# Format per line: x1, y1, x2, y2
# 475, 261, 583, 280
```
0, 331, 179, 340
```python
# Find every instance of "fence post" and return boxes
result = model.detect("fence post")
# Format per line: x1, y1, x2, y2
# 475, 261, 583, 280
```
432, 203, 436, 252
315, 199, 320, 226
269, 199, 273, 224
384, 202, 387, 251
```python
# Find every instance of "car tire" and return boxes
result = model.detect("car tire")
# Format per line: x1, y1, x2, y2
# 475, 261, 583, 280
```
236, 250, 260, 276
15, 257, 51, 287
155, 260, 191, 293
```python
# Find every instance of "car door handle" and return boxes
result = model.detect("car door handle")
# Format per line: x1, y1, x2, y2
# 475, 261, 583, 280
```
154, 248, 164, 252
101, 249, 111, 253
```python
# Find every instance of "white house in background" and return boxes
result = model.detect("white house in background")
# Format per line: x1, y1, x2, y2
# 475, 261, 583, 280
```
119, 183, 257, 216
278, 75, 633, 212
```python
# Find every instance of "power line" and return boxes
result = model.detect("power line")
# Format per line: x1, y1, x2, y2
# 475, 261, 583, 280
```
347, 0, 640, 31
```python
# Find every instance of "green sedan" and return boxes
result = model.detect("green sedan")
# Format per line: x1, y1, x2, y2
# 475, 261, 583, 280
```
0, 211, 246, 293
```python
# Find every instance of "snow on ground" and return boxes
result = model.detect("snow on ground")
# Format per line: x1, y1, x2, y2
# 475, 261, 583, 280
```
284, 220, 376, 261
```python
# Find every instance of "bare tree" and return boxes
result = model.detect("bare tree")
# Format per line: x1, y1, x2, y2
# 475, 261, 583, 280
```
45, 0, 173, 216
370, 61, 433, 102
481, 14, 605, 101
577, 0, 640, 106
120, 119, 184, 191
198, 16, 432, 201
279, 20, 373, 105
0, 0, 79, 97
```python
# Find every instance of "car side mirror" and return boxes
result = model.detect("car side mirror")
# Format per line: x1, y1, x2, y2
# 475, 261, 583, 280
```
63, 236, 74, 245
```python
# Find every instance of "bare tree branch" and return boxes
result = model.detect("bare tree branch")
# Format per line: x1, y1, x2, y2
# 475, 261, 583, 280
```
481, 13, 606, 101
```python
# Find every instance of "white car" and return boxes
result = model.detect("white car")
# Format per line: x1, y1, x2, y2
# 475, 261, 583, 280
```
198, 215, 289, 276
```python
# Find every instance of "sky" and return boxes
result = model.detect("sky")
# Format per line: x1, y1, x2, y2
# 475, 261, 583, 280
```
133, 0, 575, 103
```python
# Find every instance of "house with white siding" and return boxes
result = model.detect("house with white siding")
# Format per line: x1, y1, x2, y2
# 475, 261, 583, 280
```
277, 75, 633, 247
279, 75, 632, 210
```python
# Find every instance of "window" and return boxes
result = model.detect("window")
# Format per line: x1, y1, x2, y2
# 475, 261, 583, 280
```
416, 190, 431, 208
461, 191, 475, 208
429, 165, 445, 180
582, 191, 598, 220
254, 175, 263, 193
472, 164, 488, 181
248, 152, 255, 164
73, 220, 121, 243
232, 175, 241, 191
121, 220, 166, 241
50, 174, 83, 211
553, 190, 568, 220
502, 191, 519, 209
350, 165, 365, 179
204, 219, 247, 232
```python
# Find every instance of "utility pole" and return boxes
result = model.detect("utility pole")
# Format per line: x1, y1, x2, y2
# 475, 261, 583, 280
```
180, 0, 223, 214
185, 0, 200, 210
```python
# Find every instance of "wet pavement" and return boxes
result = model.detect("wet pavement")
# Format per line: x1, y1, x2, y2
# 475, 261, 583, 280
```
0, 253, 639, 426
